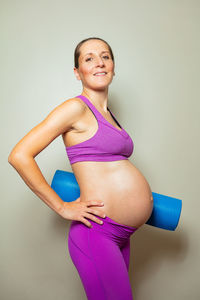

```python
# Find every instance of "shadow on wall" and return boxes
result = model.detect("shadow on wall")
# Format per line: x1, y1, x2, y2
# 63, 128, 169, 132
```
130, 224, 188, 299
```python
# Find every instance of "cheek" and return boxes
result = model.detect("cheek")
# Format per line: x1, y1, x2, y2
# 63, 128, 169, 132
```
109, 61, 115, 71
80, 65, 93, 77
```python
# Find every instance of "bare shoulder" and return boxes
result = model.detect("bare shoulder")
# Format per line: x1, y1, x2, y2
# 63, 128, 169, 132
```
57, 96, 86, 114
47, 96, 86, 131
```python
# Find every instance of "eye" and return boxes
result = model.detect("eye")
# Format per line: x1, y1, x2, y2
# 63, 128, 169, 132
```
85, 57, 92, 62
103, 55, 110, 59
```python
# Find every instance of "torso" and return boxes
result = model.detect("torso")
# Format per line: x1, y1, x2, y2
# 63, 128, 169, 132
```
62, 97, 153, 228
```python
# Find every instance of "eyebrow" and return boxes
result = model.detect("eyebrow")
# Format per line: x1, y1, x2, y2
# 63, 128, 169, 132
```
83, 51, 110, 57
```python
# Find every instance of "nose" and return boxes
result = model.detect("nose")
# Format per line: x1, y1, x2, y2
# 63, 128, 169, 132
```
95, 56, 105, 67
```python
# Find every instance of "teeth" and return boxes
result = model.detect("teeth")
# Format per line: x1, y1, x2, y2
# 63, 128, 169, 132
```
94, 72, 106, 76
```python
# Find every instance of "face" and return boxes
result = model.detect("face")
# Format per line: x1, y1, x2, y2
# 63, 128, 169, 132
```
74, 39, 115, 91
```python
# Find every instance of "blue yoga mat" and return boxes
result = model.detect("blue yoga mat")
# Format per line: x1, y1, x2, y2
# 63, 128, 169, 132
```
51, 170, 182, 231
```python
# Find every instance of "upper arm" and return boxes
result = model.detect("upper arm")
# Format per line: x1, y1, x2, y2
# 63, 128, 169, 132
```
9, 97, 85, 159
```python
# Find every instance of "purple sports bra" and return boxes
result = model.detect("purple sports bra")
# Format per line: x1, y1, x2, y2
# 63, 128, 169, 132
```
65, 95, 134, 165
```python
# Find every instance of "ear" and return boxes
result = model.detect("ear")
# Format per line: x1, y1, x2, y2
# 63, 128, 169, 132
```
74, 67, 81, 81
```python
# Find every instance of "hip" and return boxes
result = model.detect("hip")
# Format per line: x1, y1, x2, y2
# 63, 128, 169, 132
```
68, 214, 138, 249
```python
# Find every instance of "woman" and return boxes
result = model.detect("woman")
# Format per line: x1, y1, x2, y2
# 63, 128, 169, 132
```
8, 37, 153, 300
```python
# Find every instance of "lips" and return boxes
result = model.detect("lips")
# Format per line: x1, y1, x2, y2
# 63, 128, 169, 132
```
93, 72, 107, 76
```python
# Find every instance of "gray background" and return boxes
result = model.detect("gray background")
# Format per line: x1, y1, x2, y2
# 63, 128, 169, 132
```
1, 0, 199, 299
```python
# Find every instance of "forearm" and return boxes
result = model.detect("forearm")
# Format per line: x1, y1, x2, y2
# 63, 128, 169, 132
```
8, 153, 64, 216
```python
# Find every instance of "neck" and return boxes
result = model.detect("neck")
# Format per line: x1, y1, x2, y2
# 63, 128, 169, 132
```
81, 87, 109, 112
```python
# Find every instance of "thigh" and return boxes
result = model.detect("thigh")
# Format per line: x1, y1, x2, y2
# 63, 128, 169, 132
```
68, 221, 134, 300
68, 234, 106, 300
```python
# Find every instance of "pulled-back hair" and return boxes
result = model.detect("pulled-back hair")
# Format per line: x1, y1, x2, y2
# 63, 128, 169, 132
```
74, 37, 114, 69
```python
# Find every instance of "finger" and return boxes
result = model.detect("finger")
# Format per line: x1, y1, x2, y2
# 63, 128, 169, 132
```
80, 217, 92, 228
84, 212, 103, 225
87, 200, 104, 207
87, 208, 106, 218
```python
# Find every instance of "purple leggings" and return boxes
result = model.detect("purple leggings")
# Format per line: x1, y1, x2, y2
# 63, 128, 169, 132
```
68, 215, 138, 300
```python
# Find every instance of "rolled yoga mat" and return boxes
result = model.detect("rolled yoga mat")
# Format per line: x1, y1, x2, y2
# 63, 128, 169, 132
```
51, 170, 182, 231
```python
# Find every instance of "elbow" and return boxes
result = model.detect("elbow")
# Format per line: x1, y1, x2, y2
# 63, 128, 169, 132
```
8, 151, 25, 167
8, 151, 15, 165
8, 152, 18, 166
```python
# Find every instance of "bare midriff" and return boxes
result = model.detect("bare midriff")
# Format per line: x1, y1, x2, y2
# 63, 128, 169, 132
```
71, 159, 154, 228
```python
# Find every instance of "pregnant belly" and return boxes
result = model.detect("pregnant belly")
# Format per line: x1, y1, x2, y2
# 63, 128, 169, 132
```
73, 160, 154, 228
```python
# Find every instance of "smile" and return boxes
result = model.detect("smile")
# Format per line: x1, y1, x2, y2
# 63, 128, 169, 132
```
93, 72, 107, 76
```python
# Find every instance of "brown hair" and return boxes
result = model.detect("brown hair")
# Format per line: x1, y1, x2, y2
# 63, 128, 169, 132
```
74, 37, 114, 69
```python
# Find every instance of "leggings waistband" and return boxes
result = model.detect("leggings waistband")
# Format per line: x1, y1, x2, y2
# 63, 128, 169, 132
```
86, 215, 138, 237
99, 215, 138, 230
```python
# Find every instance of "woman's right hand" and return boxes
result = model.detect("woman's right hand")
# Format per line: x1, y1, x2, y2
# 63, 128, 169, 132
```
59, 197, 106, 228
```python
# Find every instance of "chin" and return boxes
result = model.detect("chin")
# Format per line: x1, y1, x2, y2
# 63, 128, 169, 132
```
90, 80, 113, 91
90, 84, 111, 91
